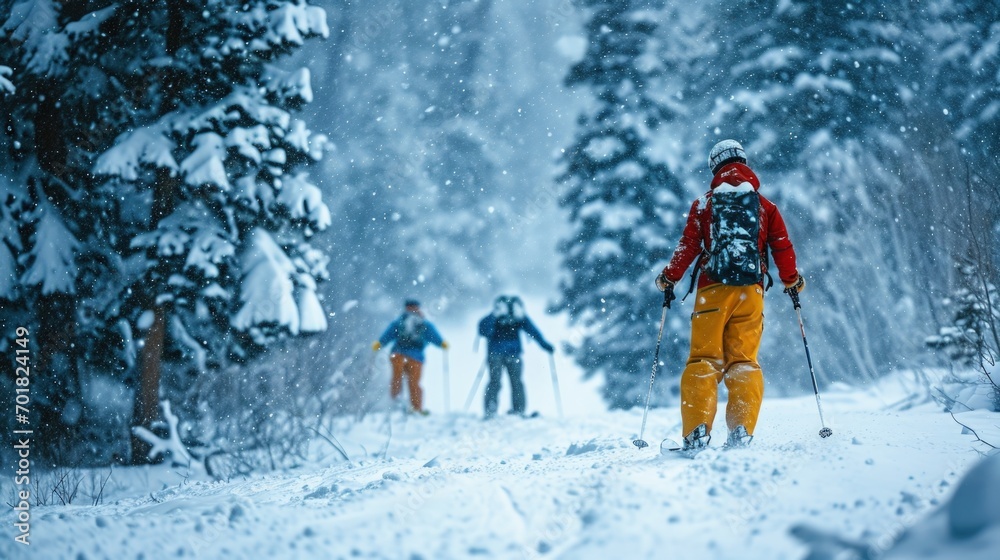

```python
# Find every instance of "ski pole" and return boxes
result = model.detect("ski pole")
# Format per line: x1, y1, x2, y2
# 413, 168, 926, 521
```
548, 353, 563, 418
787, 288, 833, 438
443, 349, 451, 413
366, 345, 379, 382
633, 290, 673, 449
463, 357, 489, 412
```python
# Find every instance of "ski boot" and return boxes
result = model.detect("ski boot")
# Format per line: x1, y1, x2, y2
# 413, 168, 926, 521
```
724, 425, 753, 449
680, 423, 711, 456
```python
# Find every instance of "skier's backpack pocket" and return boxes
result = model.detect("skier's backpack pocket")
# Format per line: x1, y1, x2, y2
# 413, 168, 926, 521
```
397, 313, 427, 347
706, 184, 762, 286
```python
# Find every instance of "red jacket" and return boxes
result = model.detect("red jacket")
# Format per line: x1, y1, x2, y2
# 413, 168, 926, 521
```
661, 163, 798, 289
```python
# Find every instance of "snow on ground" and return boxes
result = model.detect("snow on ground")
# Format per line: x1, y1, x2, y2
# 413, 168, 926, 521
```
3, 376, 995, 560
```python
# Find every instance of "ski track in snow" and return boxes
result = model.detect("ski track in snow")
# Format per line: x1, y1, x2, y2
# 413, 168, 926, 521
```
1, 386, 989, 560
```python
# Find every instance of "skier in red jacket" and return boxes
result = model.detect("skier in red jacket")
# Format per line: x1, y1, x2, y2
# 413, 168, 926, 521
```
656, 140, 804, 451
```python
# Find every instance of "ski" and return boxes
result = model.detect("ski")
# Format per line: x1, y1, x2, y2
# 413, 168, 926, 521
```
659, 438, 706, 458
660, 438, 682, 453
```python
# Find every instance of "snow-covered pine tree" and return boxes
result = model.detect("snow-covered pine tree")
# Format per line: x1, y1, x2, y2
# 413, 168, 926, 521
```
0, 1, 331, 464
0, 0, 142, 463
556, 0, 686, 409
89, 0, 331, 462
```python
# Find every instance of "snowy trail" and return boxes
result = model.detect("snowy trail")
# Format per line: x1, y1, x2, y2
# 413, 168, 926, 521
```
3, 385, 988, 560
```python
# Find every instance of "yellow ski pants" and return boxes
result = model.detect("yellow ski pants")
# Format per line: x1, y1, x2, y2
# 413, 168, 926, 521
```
680, 283, 765, 437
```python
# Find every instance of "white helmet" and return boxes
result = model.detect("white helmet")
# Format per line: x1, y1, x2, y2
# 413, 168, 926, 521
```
708, 139, 747, 174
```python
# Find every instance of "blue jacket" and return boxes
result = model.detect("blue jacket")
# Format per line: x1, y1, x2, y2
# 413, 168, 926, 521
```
378, 313, 444, 363
478, 314, 552, 357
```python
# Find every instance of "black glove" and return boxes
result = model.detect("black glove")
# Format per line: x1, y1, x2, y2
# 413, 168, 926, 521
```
655, 273, 674, 293
656, 273, 676, 308
784, 274, 804, 309
783, 274, 805, 295
540, 341, 554, 354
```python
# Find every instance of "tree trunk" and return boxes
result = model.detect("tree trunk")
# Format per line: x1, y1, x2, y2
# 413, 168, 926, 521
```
131, 305, 167, 463
129, 163, 178, 462
129, 1, 185, 464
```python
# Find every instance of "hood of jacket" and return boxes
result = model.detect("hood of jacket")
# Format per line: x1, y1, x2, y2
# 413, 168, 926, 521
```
710, 162, 760, 191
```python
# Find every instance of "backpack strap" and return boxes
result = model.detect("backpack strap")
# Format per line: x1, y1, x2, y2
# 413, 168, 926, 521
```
760, 198, 773, 292
681, 252, 704, 302
761, 243, 774, 293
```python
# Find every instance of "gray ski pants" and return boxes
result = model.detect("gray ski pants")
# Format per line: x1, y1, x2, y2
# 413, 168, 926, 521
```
484, 354, 525, 416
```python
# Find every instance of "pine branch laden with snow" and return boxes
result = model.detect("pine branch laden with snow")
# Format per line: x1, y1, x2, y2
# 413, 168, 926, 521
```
185, 227, 237, 279
262, 0, 330, 47
0, 182, 23, 300
284, 119, 329, 161
230, 228, 330, 341
0, 65, 14, 95
131, 401, 193, 466
296, 282, 327, 333
291, 261, 327, 333
129, 202, 235, 280
231, 228, 302, 342
19, 203, 80, 295
226, 125, 271, 164
2, 0, 68, 77
169, 315, 208, 374
275, 172, 331, 230
0, 235, 16, 300
92, 123, 179, 181
263, 66, 314, 105
179, 132, 230, 190
174, 87, 332, 195
166, 86, 332, 228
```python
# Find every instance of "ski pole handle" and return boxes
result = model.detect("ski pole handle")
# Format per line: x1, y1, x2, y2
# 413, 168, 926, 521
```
662, 287, 675, 309
785, 286, 801, 309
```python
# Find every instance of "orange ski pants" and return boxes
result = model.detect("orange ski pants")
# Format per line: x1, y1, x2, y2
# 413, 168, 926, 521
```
390, 353, 423, 412
680, 283, 765, 437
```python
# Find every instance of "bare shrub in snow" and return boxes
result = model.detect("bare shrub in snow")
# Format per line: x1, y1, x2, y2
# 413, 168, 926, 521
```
927, 172, 1000, 413
169, 338, 362, 479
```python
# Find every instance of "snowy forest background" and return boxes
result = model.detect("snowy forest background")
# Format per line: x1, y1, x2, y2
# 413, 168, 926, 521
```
2, 0, 999, 468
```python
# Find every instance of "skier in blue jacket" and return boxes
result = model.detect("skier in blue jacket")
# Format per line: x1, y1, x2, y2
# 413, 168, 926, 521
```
373, 299, 449, 414
478, 295, 553, 418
